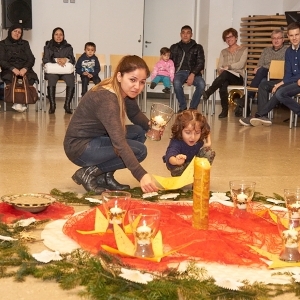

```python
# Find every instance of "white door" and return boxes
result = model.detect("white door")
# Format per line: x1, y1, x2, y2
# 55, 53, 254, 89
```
90, 0, 145, 62
143, 0, 196, 56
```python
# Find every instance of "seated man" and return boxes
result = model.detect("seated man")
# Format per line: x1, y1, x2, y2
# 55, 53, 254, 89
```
236, 29, 288, 116
239, 22, 300, 126
170, 25, 205, 113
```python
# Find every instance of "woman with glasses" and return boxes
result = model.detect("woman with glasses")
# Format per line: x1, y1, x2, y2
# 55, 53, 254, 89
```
202, 28, 247, 118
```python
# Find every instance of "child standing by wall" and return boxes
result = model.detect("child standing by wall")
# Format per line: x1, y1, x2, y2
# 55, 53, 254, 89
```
76, 42, 101, 96
150, 47, 175, 94
163, 110, 215, 177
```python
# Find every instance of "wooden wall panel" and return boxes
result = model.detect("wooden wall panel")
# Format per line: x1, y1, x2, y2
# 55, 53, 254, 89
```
240, 14, 287, 84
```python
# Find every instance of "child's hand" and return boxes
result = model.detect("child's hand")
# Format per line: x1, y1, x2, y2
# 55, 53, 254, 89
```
88, 74, 93, 78
175, 154, 187, 165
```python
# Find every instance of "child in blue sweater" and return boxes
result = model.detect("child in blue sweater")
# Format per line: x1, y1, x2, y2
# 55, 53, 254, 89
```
76, 42, 101, 96
163, 110, 215, 176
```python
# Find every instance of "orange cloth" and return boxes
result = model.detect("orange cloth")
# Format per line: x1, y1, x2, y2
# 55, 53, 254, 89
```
63, 200, 281, 272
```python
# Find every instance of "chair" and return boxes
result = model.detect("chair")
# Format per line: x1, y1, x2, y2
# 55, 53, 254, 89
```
40, 57, 78, 113
108, 54, 126, 77
210, 58, 247, 117
75, 54, 107, 103
142, 55, 174, 113
109, 54, 147, 112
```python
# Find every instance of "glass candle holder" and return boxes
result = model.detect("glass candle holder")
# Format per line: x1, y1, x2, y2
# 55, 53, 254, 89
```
128, 208, 161, 258
101, 191, 131, 231
146, 103, 174, 141
229, 180, 256, 211
284, 188, 300, 228
278, 212, 300, 262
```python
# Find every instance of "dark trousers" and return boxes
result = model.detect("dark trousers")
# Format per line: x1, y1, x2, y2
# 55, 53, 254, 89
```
209, 70, 243, 110
247, 67, 268, 99
81, 75, 101, 96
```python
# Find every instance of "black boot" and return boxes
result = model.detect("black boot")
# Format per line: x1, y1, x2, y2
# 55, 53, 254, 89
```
72, 166, 106, 194
47, 86, 56, 114
97, 171, 130, 191
64, 86, 75, 114
218, 91, 228, 118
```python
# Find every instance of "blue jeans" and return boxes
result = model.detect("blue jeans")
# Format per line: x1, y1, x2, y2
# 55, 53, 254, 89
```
152, 75, 171, 88
72, 124, 147, 172
247, 67, 268, 99
173, 70, 205, 110
257, 81, 300, 117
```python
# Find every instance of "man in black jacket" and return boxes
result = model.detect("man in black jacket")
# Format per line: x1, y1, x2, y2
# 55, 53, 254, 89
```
170, 25, 205, 113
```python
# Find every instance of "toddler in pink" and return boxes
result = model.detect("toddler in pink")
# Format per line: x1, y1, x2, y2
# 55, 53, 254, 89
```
150, 47, 175, 93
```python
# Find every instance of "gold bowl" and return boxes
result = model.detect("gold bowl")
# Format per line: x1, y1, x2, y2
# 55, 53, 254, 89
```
1, 193, 56, 213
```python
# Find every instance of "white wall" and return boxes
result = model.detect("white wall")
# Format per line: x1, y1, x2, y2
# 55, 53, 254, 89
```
1, 0, 300, 90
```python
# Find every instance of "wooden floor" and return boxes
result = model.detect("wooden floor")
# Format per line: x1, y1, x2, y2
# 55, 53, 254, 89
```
0, 97, 299, 197
0, 97, 300, 300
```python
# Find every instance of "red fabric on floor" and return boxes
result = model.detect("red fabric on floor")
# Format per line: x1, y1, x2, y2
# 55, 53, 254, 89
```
63, 200, 280, 272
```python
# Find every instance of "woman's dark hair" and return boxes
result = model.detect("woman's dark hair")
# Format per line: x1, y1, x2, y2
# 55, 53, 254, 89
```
222, 28, 238, 42
52, 27, 65, 40
171, 109, 210, 141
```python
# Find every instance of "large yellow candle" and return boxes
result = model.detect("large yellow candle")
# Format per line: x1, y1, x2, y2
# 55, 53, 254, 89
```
192, 157, 211, 230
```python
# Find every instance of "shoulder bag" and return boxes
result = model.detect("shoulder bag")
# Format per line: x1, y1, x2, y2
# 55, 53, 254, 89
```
4, 75, 38, 104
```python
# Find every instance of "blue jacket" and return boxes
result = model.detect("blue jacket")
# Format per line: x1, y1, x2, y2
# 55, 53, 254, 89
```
283, 45, 300, 84
75, 53, 100, 77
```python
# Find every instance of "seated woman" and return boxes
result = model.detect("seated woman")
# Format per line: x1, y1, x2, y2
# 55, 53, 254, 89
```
42, 27, 75, 114
0, 24, 38, 112
202, 28, 248, 118
64, 55, 160, 195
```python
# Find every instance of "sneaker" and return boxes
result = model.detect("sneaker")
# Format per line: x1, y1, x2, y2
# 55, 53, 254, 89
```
12, 103, 24, 112
150, 82, 157, 89
250, 116, 272, 126
239, 116, 253, 126
162, 87, 170, 94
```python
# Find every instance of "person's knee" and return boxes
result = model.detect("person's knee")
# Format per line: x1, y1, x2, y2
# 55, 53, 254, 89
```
173, 77, 183, 89
137, 144, 147, 162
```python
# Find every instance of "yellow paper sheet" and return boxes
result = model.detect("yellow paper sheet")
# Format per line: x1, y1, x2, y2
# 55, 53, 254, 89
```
249, 245, 300, 268
153, 157, 195, 190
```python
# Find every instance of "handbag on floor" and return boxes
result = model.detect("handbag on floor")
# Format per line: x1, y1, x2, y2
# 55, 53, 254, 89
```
4, 75, 38, 104
44, 62, 74, 74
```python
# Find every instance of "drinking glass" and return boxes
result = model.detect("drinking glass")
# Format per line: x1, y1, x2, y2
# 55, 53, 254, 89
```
128, 208, 161, 258
277, 212, 300, 262
284, 188, 300, 228
101, 191, 131, 231
146, 103, 174, 141
229, 180, 256, 211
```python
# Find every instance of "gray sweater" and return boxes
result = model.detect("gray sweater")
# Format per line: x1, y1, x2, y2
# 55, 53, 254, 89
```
64, 88, 150, 181
257, 45, 288, 69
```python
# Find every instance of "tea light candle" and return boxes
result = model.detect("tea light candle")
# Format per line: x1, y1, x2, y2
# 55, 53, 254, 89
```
136, 224, 152, 245
237, 192, 247, 202
109, 206, 123, 224
282, 228, 299, 248
152, 115, 166, 130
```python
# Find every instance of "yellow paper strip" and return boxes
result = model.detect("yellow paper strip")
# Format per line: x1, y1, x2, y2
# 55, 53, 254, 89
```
153, 157, 195, 190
